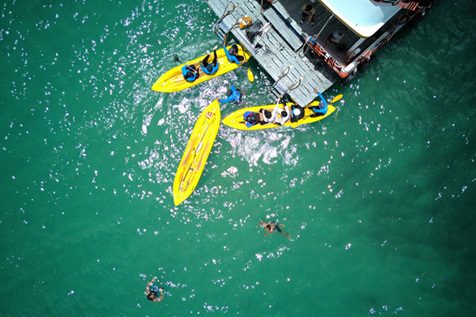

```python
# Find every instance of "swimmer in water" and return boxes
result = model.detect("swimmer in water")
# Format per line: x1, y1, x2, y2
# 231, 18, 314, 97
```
259, 220, 291, 239
145, 277, 164, 302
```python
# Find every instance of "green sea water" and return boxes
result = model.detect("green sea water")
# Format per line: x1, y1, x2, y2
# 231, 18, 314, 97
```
1, 0, 475, 316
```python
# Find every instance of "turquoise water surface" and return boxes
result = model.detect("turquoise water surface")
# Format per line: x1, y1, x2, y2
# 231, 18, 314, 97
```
1, 1, 475, 316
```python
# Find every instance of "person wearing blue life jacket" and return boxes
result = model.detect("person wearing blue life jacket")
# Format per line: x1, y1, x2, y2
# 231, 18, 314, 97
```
200, 50, 219, 75
219, 85, 242, 105
224, 44, 245, 65
145, 277, 165, 302
308, 91, 328, 117
181, 64, 199, 82
243, 111, 261, 127
243, 107, 274, 128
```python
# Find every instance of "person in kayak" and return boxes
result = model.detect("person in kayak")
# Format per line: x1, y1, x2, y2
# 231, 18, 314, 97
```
224, 44, 245, 64
289, 104, 305, 122
145, 276, 165, 302
181, 64, 199, 82
258, 108, 275, 124
243, 111, 261, 127
259, 220, 291, 239
219, 85, 242, 105
274, 106, 291, 125
308, 91, 328, 117
201, 49, 219, 75
243, 107, 277, 127
260, 103, 291, 125
243, 102, 290, 128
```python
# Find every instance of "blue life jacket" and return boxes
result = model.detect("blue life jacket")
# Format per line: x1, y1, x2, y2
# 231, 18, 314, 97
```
202, 63, 219, 75
224, 45, 243, 65
243, 111, 259, 127
219, 85, 242, 105
311, 92, 328, 114
307, 36, 317, 45
181, 65, 199, 82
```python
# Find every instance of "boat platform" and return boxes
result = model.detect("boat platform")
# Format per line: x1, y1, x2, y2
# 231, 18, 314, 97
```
207, 0, 338, 106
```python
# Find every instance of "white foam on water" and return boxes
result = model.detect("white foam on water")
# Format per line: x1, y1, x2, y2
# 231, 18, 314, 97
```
174, 97, 191, 114
221, 166, 238, 178
222, 130, 296, 167
141, 113, 152, 135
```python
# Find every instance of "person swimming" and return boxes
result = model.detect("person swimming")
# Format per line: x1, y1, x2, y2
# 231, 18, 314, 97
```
259, 220, 291, 239
219, 85, 242, 105
145, 277, 165, 302
201, 50, 219, 75
181, 64, 199, 82
224, 44, 245, 64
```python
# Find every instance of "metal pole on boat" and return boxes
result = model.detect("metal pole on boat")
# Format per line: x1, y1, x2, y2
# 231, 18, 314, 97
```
299, 36, 313, 58
316, 13, 334, 38
300, 12, 334, 58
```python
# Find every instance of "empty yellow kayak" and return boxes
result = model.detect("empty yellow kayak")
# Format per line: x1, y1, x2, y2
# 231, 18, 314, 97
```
152, 45, 251, 93
222, 101, 336, 131
173, 100, 221, 206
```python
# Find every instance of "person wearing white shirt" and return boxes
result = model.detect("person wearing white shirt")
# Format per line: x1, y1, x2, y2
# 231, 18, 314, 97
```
273, 105, 290, 125
259, 103, 290, 125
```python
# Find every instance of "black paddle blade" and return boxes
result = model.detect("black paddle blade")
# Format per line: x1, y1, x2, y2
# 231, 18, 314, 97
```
173, 54, 181, 63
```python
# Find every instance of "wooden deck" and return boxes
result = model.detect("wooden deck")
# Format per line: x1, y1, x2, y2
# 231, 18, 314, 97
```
207, 0, 338, 106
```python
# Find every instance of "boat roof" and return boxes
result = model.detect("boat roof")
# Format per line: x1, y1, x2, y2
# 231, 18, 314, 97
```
319, 0, 401, 38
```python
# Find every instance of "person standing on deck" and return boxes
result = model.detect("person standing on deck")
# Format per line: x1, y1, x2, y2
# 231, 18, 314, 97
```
300, 3, 316, 26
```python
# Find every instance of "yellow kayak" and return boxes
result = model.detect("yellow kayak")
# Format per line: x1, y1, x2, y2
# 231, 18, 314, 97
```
173, 100, 221, 206
222, 101, 336, 131
152, 45, 251, 93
